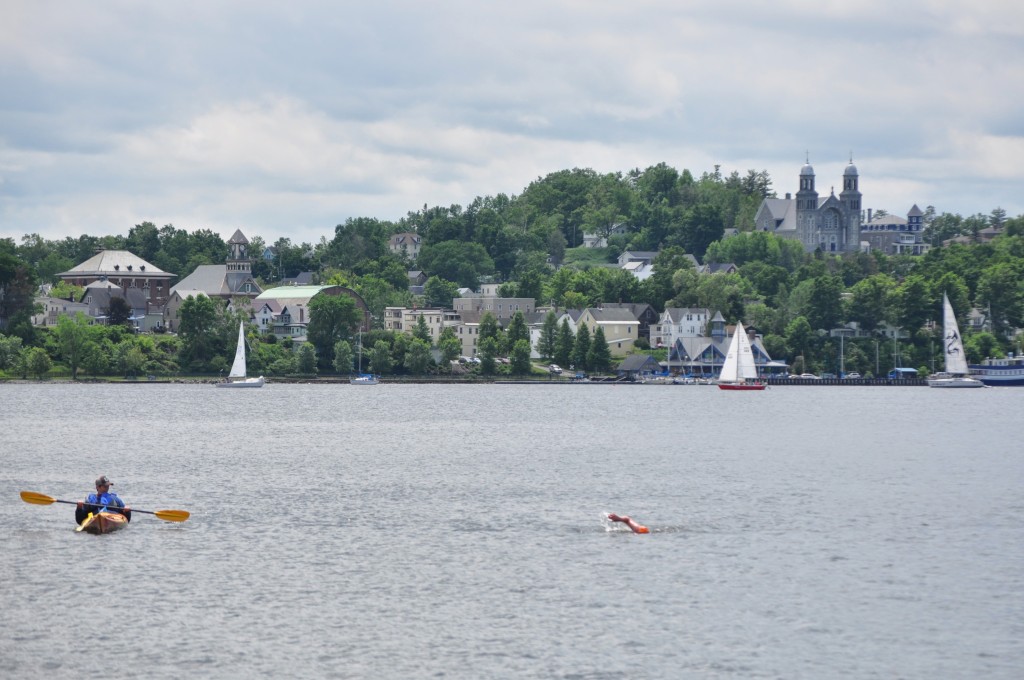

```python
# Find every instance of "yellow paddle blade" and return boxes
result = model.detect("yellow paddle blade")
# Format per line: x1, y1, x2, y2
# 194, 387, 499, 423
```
153, 509, 190, 522
20, 490, 56, 505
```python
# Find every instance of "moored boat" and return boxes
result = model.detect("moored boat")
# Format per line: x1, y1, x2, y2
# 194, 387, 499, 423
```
969, 354, 1024, 386
77, 511, 130, 534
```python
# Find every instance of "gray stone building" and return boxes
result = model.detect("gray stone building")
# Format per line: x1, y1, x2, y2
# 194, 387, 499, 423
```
861, 206, 930, 255
754, 158, 863, 253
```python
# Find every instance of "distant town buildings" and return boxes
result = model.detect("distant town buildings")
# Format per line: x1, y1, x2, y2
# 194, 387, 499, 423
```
170, 229, 262, 302
754, 156, 935, 256
250, 285, 371, 341
58, 249, 174, 312
861, 207, 930, 255
389, 232, 422, 260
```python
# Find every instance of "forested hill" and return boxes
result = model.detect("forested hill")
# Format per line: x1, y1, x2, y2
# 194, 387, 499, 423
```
2, 163, 1023, 370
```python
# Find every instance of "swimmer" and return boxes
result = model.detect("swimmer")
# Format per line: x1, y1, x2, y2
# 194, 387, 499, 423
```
607, 513, 649, 534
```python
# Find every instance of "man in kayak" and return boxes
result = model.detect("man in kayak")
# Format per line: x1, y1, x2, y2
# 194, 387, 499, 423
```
75, 475, 131, 524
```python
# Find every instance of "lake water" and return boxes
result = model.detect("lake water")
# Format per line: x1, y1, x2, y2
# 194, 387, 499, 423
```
1, 382, 1022, 679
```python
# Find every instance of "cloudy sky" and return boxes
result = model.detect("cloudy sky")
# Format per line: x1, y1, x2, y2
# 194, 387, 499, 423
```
2, 1, 1022, 245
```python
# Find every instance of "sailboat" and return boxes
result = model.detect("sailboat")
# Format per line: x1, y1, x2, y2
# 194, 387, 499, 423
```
350, 329, 378, 385
927, 294, 984, 388
717, 321, 766, 391
216, 322, 265, 388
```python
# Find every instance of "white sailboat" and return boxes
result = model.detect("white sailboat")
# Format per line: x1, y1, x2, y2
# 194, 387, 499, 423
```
216, 322, 265, 388
717, 321, 766, 391
927, 294, 983, 388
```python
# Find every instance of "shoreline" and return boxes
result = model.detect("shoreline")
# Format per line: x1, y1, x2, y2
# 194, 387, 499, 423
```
1, 376, 931, 386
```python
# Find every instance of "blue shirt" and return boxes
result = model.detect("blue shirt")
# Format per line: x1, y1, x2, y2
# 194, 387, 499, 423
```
86, 491, 125, 512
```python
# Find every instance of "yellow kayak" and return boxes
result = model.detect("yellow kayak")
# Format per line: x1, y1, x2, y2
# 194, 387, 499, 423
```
76, 511, 129, 534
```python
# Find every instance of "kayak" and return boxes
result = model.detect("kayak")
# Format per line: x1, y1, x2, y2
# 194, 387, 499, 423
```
76, 511, 129, 534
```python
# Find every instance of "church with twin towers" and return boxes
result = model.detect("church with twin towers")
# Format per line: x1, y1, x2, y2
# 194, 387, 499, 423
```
753, 156, 863, 253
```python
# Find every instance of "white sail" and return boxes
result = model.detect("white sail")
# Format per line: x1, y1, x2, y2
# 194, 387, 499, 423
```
228, 322, 247, 378
719, 321, 759, 383
719, 326, 740, 382
941, 293, 969, 375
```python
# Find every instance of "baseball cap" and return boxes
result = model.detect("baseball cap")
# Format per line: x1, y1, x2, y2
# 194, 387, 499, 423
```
95, 475, 113, 487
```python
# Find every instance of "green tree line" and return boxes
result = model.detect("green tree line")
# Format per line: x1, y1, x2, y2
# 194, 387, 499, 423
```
2, 163, 1023, 379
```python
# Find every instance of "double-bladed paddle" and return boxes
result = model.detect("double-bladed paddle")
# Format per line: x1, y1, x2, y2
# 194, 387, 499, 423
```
20, 490, 190, 523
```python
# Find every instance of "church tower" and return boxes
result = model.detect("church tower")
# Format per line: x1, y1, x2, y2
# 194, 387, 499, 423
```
839, 158, 863, 252
795, 156, 818, 246
226, 229, 252, 292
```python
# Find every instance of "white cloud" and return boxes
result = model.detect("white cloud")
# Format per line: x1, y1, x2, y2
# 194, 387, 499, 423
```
1, 1, 1023, 245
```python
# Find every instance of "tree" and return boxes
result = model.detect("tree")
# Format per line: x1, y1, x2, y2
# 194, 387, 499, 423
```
269, 350, 297, 375
113, 340, 146, 377
326, 217, 389, 269
0, 238, 38, 341
413, 315, 432, 344
417, 241, 495, 289
894, 275, 933, 332
587, 326, 613, 373
178, 294, 220, 368
54, 312, 94, 379
0, 334, 24, 371
297, 343, 318, 375
977, 262, 1024, 335
307, 294, 360, 368
517, 168, 600, 247
48, 280, 84, 302
538, 311, 558, 359
573, 324, 591, 370
805, 275, 844, 331
333, 340, 354, 374
478, 336, 499, 375
784, 316, 815, 368
423, 276, 460, 308
562, 291, 587, 310
696, 272, 751, 323
964, 331, 1001, 364
506, 311, 529, 350
989, 207, 1007, 228
81, 341, 109, 377
390, 333, 410, 373
547, 229, 567, 266
478, 311, 502, 349
438, 327, 462, 364
127, 221, 161, 262
554, 319, 574, 368
644, 246, 696, 310
106, 296, 133, 327
846, 275, 895, 332
582, 172, 633, 244
405, 338, 432, 375
682, 203, 725, 259
24, 347, 51, 379
510, 339, 532, 375
368, 340, 393, 375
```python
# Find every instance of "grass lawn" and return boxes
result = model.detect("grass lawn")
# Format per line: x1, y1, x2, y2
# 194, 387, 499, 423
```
562, 247, 617, 268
